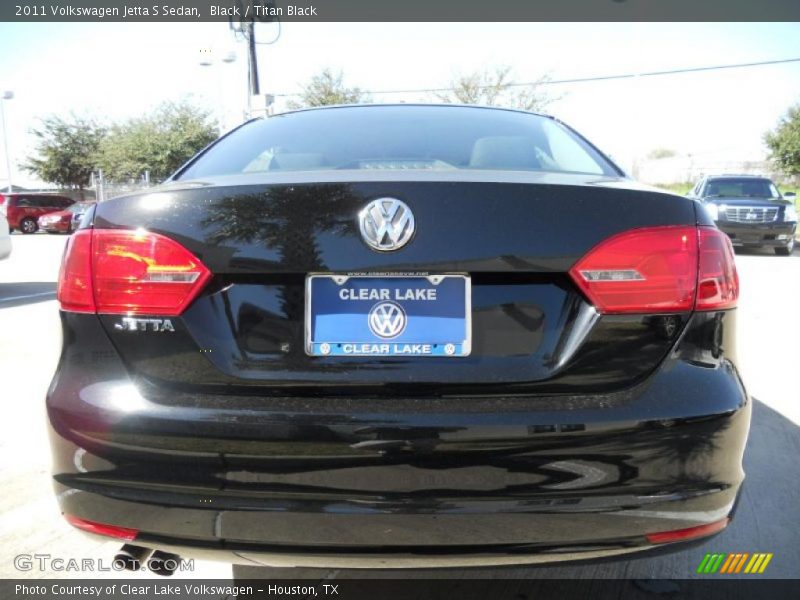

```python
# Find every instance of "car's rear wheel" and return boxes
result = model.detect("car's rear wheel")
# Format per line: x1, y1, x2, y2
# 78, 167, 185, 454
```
774, 238, 795, 256
20, 218, 37, 234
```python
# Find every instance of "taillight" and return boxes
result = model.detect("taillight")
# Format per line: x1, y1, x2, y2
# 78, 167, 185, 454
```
57, 230, 95, 313
569, 225, 738, 314
696, 227, 739, 311
569, 226, 698, 314
57, 229, 211, 316
64, 515, 139, 541
646, 517, 729, 544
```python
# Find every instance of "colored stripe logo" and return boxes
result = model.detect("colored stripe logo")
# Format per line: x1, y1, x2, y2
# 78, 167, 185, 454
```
697, 553, 773, 574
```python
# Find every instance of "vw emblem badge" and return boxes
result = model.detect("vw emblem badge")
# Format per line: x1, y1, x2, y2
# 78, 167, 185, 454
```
368, 301, 407, 339
359, 198, 415, 251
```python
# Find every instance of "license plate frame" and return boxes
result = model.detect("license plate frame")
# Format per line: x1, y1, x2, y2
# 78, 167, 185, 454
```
305, 273, 471, 357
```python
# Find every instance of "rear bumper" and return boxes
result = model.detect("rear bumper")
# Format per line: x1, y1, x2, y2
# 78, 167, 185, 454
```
65, 529, 715, 568
716, 221, 796, 247
47, 311, 750, 566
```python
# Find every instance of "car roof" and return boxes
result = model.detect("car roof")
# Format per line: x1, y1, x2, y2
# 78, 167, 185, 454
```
2, 192, 73, 197
706, 174, 772, 181
268, 102, 555, 121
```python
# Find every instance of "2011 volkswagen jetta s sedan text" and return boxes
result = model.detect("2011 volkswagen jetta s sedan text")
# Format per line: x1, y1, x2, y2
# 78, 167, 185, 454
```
48, 105, 748, 569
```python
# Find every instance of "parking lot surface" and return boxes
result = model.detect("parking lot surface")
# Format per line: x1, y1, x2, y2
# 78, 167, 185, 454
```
0, 232, 798, 581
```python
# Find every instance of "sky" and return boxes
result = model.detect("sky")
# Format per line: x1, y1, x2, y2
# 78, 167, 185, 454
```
0, 21, 798, 188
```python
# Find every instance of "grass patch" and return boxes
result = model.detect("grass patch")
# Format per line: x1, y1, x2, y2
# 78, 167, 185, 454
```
786, 188, 800, 242
653, 182, 693, 196
782, 188, 798, 209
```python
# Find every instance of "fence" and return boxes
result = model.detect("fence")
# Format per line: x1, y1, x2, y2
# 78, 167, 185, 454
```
91, 170, 153, 202
634, 157, 792, 186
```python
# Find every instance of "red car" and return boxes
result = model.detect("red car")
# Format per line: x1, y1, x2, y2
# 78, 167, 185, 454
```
0, 193, 75, 233
38, 202, 95, 234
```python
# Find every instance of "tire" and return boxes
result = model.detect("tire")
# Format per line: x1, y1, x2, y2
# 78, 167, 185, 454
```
20, 217, 38, 234
774, 237, 795, 256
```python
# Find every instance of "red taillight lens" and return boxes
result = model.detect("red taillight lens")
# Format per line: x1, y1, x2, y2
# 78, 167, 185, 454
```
64, 515, 139, 541
92, 230, 211, 315
696, 227, 739, 311
57, 229, 211, 316
646, 517, 729, 544
57, 230, 96, 313
569, 226, 699, 314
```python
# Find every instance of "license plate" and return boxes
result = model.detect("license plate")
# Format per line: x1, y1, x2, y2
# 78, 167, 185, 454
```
306, 274, 471, 357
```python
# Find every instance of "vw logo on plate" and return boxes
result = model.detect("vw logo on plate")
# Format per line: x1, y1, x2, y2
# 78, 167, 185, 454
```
359, 198, 415, 251
368, 301, 407, 339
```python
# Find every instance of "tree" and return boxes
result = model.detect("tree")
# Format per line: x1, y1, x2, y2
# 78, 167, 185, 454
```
765, 103, 800, 178
97, 100, 218, 183
646, 148, 677, 160
436, 66, 557, 112
22, 115, 106, 194
287, 69, 369, 109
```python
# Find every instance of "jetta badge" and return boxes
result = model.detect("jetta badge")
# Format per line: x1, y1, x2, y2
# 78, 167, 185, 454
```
368, 301, 407, 339
114, 317, 175, 332
359, 198, 415, 251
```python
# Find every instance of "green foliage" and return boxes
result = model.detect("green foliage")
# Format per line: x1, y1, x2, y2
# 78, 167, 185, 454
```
96, 101, 218, 183
765, 103, 800, 178
437, 66, 557, 112
655, 182, 693, 195
287, 69, 369, 109
22, 115, 105, 189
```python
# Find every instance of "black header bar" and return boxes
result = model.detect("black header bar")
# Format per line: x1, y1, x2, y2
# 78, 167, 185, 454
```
3, 0, 800, 22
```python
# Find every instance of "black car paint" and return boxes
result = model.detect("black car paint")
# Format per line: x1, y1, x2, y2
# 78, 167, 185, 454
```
47, 107, 749, 566
48, 307, 747, 559
89, 175, 695, 394
709, 197, 795, 247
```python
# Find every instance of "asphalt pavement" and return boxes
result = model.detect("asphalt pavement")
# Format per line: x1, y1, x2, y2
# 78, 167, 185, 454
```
0, 232, 798, 581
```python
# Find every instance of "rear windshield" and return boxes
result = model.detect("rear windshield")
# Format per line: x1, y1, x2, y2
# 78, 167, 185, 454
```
705, 179, 781, 199
177, 106, 619, 179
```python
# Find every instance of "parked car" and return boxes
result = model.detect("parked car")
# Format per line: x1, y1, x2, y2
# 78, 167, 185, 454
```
49, 105, 747, 572
0, 212, 10, 260
38, 202, 96, 234
0, 193, 75, 234
688, 174, 797, 255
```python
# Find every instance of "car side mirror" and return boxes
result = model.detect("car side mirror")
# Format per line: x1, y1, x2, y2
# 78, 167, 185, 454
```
784, 191, 796, 199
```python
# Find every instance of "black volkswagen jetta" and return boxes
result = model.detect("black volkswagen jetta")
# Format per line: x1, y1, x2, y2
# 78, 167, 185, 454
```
48, 104, 748, 569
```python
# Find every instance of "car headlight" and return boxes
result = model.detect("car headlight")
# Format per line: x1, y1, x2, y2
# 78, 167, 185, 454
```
785, 205, 798, 223
704, 204, 719, 220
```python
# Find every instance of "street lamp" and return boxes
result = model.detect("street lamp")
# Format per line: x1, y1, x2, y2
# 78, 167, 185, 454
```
1, 90, 13, 193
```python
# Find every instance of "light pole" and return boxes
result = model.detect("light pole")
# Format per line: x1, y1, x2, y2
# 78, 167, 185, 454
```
1, 90, 13, 193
